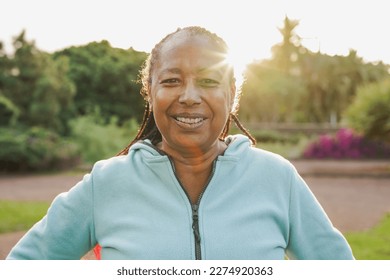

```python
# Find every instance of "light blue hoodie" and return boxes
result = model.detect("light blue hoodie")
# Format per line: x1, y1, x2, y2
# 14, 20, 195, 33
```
7, 135, 354, 260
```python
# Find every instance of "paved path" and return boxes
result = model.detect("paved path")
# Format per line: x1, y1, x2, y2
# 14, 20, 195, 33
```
1, 160, 390, 259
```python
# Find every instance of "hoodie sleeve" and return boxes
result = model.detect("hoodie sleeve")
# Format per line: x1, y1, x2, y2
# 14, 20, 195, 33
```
6, 173, 96, 260
285, 168, 354, 260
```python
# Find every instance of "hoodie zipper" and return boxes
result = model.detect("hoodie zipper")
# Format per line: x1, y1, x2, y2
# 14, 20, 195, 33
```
168, 157, 217, 260
191, 204, 201, 259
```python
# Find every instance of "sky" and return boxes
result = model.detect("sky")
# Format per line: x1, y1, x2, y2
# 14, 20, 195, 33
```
1, 0, 390, 75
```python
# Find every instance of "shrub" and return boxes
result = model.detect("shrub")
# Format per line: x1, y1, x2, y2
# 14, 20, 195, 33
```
303, 128, 390, 159
344, 79, 390, 143
0, 127, 80, 172
250, 129, 302, 144
69, 114, 138, 163
0, 95, 20, 126
230, 127, 302, 144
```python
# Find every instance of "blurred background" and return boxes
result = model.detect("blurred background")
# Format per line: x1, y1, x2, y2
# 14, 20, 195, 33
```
0, 0, 389, 259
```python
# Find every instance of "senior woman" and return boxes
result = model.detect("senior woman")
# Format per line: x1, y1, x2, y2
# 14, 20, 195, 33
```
7, 26, 354, 260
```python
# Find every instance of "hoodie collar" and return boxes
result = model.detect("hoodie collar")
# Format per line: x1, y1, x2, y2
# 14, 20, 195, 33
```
129, 134, 251, 159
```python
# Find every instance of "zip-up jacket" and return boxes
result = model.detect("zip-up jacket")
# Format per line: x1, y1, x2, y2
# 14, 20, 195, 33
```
7, 135, 354, 259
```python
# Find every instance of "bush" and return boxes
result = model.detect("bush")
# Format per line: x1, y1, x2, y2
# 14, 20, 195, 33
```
303, 128, 390, 159
230, 127, 302, 144
344, 79, 390, 143
69, 114, 138, 163
0, 127, 80, 172
0, 94, 20, 126
251, 129, 302, 144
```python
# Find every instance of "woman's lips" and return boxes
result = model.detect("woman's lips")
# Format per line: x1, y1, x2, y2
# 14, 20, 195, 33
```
175, 116, 204, 124
173, 115, 206, 129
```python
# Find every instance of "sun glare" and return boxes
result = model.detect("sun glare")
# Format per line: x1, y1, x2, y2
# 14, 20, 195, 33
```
224, 47, 257, 88
222, 32, 274, 88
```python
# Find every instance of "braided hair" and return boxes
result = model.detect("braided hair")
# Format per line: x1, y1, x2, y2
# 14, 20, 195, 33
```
118, 26, 255, 155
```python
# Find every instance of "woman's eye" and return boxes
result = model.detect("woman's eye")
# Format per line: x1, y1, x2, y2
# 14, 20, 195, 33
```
160, 78, 180, 86
198, 79, 219, 87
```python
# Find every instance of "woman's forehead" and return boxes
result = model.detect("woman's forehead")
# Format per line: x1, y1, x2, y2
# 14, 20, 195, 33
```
156, 35, 226, 73
160, 32, 226, 59
152, 30, 233, 80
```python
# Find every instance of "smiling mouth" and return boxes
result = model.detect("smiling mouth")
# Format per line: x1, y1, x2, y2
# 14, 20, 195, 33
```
175, 117, 204, 124
173, 116, 206, 128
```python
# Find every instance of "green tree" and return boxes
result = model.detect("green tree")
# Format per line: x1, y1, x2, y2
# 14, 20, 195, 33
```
54, 41, 148, 124
271, 16, 302, 75
0, 31, 76, 133
0, 42, 19, 126
298, 50, 390, 123
0, 95, 20, 126
241, 63, 306, 122
241, 17, 307, 123
240, 17, 390, 124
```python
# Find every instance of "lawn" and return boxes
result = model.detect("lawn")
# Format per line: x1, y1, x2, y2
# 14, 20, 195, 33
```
0, 200, 50, 234
345, 213, 390, 260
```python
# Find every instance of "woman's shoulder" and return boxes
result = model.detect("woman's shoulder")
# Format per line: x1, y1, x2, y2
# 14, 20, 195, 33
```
91, 154, 128, 172
81, 156, 128, 186
90, 140, 160, 171
227, 134, 295, 172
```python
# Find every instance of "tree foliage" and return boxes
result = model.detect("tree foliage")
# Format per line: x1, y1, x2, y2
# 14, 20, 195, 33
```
240, 17, 390, 124
270, 16, 302, 74
0, 32, 149, 171
53, 41, 147, 124
0, 31, 75, 133
344, 79, 390, 142
240, 64, 306, 122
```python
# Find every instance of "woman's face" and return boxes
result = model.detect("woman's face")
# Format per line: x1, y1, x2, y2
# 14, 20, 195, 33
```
149, 33, 235, 154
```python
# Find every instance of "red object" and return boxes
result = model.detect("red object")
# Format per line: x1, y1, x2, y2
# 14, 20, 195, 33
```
93, 244, 101, 260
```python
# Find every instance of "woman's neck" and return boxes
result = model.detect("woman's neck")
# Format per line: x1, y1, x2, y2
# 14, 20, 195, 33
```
158, 139, 226, 168
158, 140, 227, 203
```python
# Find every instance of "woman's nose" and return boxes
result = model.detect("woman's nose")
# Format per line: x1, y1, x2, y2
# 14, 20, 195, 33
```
179, 82, 202, 106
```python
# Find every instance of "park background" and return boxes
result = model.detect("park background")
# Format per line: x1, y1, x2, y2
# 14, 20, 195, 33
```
0, 0, 389, 259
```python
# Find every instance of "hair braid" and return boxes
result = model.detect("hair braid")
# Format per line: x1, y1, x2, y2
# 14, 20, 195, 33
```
219, 114, 232, 141
117, 103, 154, 155
231, 114, 256, 145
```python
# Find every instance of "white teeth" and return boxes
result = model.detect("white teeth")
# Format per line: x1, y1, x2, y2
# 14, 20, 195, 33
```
176, 117, 204, 124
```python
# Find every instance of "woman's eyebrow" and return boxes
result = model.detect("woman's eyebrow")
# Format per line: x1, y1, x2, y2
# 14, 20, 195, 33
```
159, 66, 224, 78
197, 67, 225, 78
160, 68, 182, 75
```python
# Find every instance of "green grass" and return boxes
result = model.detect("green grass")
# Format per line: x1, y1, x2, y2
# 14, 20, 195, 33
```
0, 200, 50, 234
345, 213, 390, 260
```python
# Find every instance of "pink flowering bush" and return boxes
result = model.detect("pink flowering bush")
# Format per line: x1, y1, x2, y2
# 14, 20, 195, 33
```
303, 128, 390, 159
